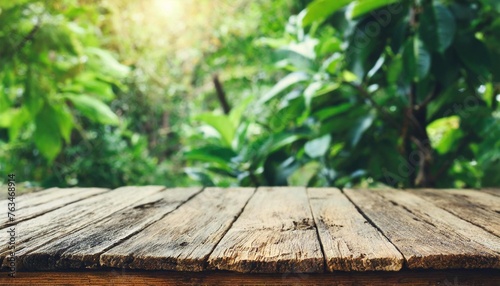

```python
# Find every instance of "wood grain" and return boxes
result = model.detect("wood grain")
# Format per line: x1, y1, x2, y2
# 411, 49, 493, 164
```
208, 187, 324, 273
307, 188, 404, 271
20, 188, 201, 270
343, 188, 500, 269
2, 270, 499, 286
100, 187, 255, 271
379, 189, 500, 258
408, 188, 500, 237
1, 188, 108, 227
481, 188, 500, 197
0, 186, 165, 269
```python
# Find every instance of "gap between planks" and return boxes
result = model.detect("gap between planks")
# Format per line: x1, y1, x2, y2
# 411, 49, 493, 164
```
1, 187, 110, 228
5, 187, 500, 273
343, 188, 500, 270
1, 186, 167, 269
19, 187, 204, 270
99, 187, 256, 271
207, 187, 325, 273
308, 188, 404, 272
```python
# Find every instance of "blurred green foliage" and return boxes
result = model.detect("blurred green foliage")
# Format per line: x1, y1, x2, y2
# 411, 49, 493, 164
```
1, 0, 499, 189
0, 0, 300, 188
186, 0, 500, 188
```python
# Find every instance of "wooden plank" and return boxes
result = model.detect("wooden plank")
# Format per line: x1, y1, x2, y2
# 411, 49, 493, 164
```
307, 188, 403, 271
378, 189, 500, 257
0, 184, 41, 200
433, 189, 500, 209
343, 189, 500, 269
1, 187, 109, 227
2, 270, 500, 286
0, 186, 165, 268
208, 187, 324, 273
481, 188, 500, 197
100, 187, 255, 271
408, 188, 500, 237
20, 187, 202, 270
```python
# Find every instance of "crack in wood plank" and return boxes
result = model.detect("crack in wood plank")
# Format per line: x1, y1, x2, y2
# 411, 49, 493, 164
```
308, 188, 404, 271
99, 187, 255, 271
407, 189, 500, 237
0, 188, 109, 228
0, 186, 166, 269
344, 188, 500, 269
208, 187, 325, 273
19, 187, 202, 270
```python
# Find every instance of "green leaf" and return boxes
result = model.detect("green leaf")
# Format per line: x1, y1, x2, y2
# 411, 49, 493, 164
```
233, 121, 250, 151
65, 94, 119, 125
53, 105, 74, 143
288, 161, 321, 186
269, 96, 304, 132
184, 168, 215, 186
276, 49, 316, 70
0, 108, 18, 128
24, 65, 43, 116
258, 72, 310, 104
228, 95, 253, 127
184, 145, 237, 166
419, 4, 456, 53
403, 38, 431, 82
342, 70, 358, 83
454, 34, 490, 78
8, 107, 30, 141
415, 40, 431, 80
387, 55, 403, 84
81, 77, 115, 101
304, 81, 324, 110
345, 21, 386, 80
196, 113, 235, 147
349, 0, 400, 19
322, 53, 342, 74
317, 37, 343, 56
349, 113, 375, 147
85, 47, 130, 78
313, 103, 353, 121
488, 0, 500, 12
302, 0, 354, 27
305, 134, 331, 158
0, 0, 31, 9
268, 132, 306, 153
34, 105, 63, 162
427, 116, 463, 154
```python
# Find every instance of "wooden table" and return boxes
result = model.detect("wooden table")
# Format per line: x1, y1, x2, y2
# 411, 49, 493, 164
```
1, 187, 499, 285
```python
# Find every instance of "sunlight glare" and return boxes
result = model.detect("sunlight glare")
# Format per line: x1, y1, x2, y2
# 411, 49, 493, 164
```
152, 0, 184, 20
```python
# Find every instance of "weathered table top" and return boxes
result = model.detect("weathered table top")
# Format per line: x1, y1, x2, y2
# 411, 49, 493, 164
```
1, 187, 499, 285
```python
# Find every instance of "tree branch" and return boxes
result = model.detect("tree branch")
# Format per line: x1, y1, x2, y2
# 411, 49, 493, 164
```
212, 74, 231, 114
343, 81, 400, 129
416, 83, 441, 110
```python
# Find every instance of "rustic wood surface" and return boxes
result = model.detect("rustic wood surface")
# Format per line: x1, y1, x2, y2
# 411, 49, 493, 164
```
343, 188, 500, 269
408, 188, 500, 237
0, 186, 165, 268
20, 187, 201, 270
1, 270, 499, 286
307, 188, 404, 271
0, 187, 108, 227
100, 187, 255, 271
378, 189, 500, 256
2, 186, 499, 277
208, 187, 324, 273
481, 188, 500, 197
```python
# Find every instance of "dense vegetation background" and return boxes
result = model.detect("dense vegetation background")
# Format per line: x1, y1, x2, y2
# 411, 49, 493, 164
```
1, 0, 499, 190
